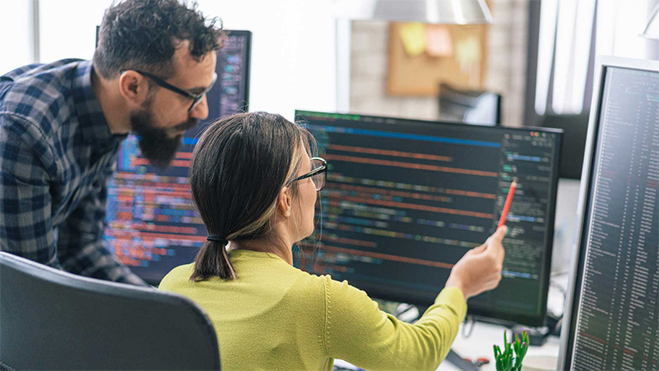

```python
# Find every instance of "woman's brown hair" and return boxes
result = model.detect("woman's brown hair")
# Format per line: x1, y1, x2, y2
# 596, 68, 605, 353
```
189, 112, 311, 281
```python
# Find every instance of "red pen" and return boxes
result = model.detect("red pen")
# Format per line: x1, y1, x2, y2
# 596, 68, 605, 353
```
498, 180, 517, 228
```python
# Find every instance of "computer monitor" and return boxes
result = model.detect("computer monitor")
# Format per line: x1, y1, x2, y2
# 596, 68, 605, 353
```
539, 113, 589, 179
294, 110, 561, 326
438, 83, 502, 126
103, 30, 251, 285
558, 57, 659, 370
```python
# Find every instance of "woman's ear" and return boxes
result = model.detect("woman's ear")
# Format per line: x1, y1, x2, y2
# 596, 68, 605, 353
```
277, 186, 293, 218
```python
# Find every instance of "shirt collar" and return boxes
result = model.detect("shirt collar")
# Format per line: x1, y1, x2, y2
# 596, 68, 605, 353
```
72, 60, 125, 147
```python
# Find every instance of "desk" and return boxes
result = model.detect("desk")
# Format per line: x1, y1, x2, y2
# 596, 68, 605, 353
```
439, 322, 560, 371
334, 322, 560, 371
334, 274, 568, 371
334, 326, 560, 371
440, 272, 568, 370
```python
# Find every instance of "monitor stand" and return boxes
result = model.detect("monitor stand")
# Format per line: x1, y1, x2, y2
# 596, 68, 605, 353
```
444, 348, 479, 371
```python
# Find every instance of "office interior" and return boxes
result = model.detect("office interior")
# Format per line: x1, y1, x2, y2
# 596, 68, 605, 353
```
1, 1, 658, 370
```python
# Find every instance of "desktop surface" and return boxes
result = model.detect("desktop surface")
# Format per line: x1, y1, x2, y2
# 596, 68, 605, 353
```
295, 111, 561, 326
103, 31, 251, 285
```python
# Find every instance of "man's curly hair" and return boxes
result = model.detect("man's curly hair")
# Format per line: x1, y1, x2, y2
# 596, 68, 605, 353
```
93, 0, 225, 79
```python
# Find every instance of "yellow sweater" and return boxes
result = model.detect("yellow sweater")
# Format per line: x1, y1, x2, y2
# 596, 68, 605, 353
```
159, 249, 467, 371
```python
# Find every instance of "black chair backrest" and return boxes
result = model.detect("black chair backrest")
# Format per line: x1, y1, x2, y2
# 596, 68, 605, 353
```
0, 251, 220, 370
438, 83, 502, 126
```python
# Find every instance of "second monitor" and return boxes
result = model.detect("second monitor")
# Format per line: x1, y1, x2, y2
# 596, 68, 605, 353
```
295, 110, 561, 326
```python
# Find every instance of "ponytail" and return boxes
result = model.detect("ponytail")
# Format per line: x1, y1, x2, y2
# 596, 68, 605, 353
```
190, 239, 236, 281
188, 112, 314, 282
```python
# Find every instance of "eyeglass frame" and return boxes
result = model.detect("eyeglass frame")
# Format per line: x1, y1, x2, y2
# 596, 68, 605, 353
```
289, 157, 327, 191
121, 69, 218, 112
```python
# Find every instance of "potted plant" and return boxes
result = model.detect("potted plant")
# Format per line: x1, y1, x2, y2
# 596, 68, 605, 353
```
493, 331, 529, 371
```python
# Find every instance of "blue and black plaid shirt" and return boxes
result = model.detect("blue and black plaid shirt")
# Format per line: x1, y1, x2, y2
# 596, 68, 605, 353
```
0, 59, 145, 285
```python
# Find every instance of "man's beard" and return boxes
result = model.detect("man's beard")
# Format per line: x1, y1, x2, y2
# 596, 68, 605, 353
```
130, 105, 199, 168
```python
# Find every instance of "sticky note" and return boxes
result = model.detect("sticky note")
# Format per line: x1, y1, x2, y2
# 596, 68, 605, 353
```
425, 25, 453, 57
455, 36, 481, 66
399, 22, 426, 57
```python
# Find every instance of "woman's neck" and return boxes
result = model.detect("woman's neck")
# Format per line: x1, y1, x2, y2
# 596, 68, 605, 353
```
231, 238, 294, 265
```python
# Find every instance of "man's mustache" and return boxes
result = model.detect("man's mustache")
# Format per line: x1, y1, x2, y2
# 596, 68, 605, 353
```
173, 119, 199, 132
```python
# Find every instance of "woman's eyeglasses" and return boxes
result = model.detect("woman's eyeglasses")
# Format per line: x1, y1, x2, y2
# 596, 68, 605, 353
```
289, 157, 327, 191
123, 69, 217, 113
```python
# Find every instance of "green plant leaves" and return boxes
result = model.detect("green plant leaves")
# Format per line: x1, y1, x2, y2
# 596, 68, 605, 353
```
493, 331, 529, 371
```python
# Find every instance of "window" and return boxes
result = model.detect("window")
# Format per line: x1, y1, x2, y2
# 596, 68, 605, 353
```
535, 0, 650, 115
39, 0, 113, 62
0, 1, 33, 75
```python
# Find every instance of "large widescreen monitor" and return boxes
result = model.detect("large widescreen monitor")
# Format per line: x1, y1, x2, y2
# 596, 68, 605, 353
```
558, 57, 659, 370
104, 30, 251, 284
294, 110, 561, 326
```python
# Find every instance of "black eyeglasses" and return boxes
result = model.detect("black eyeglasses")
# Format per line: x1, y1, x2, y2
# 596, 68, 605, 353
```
289, 157, 327, 191
125, 69, 217, 112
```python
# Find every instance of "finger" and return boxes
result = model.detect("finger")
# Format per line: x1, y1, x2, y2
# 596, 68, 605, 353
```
491, 226, 508, 242
485, 226, 507, 255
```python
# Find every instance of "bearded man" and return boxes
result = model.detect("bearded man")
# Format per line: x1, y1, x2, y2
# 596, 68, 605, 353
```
0, 0, 223, 285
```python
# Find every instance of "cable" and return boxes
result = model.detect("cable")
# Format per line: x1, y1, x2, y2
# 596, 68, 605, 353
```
462, 315, 476, 338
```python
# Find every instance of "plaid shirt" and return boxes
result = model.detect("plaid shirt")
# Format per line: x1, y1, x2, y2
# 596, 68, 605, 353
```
0, 59, 145, 285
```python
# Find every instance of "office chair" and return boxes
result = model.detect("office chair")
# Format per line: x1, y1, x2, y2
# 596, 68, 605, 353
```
0, 251, 221, 370
438, 83, 502, 126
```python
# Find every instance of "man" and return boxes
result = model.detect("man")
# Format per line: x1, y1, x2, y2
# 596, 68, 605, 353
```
0, 0, 224, 285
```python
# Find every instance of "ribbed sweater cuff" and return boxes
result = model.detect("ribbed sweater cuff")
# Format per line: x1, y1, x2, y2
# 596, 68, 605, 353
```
435, 287, 468, 321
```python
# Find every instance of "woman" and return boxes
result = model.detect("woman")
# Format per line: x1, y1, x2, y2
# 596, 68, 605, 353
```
159, 111, 507, 370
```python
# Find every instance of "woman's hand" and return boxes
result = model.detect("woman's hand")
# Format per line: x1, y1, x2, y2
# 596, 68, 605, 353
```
445, 226, 507, 300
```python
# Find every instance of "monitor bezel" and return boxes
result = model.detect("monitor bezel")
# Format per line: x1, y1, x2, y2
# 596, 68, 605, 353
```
223, 30, 251, 114
557, 56, 659, 370
295, 109, 562, 327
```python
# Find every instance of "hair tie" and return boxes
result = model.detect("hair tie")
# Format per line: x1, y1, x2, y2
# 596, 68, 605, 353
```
207, 235, 228, 245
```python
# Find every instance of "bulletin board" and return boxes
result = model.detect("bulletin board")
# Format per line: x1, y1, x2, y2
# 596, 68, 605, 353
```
386, 22, 489, 96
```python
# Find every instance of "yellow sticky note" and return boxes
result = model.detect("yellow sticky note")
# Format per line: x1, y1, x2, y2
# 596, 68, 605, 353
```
399, 22, 426, 57
455, 36, 481, 65
425, 25, 453, 57
455, 36, 482, 84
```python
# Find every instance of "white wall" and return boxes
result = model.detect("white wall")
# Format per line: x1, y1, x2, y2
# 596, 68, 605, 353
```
196, 0, 337, 121
0, 1, 33, 75
7, 0, 339, 121
39, 0, 114, 62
